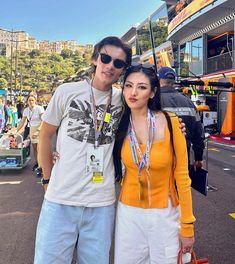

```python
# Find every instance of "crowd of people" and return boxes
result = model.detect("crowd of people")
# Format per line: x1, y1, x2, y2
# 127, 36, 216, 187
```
0, 93, 45, 176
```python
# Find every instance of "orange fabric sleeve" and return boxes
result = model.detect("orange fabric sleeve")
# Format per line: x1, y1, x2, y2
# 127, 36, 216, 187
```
171, 115, 196, 237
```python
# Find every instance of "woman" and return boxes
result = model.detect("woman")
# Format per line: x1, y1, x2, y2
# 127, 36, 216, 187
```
17, 94, 44, 173
113, 63, 195, 264
9, 102, 18, 128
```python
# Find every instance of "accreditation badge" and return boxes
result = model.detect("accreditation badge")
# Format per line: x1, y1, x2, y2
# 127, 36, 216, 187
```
104, 112, 111, 123
86, 146, 104, 183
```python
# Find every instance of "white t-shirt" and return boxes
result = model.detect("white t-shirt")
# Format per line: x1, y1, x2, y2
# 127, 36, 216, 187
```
23, 105, 45, 127
43, 80, 124, 207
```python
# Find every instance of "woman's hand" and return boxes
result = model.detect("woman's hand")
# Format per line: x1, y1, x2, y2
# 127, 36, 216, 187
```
178, 118, 186, 135
179, 235, 195, 253
32, 133, 39, 139
52, 151, 60, 164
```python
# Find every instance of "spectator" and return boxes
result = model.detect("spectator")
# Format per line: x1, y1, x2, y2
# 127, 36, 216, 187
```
9, 102, 18, 128
0, 96, 12, 133
17, 94, 44, 173
159, 66, 205, 168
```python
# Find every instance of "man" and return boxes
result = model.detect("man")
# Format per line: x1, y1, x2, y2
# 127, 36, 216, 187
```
0, 96, 12, 133
159, 66, 205, 168
34, 36, 132, 264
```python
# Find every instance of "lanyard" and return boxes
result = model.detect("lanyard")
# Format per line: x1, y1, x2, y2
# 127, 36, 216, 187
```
90, 80, 112, 148
28, 107, 34, 125
128, 109, 156, 206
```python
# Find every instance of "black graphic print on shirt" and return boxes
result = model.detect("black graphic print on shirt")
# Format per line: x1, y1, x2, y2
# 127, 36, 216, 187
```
67, 99, 123, 144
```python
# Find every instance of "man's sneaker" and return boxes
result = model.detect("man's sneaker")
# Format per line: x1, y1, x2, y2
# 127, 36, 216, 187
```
32, 163, 38, 171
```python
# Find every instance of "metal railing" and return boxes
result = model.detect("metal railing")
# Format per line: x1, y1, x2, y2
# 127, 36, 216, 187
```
207, 51, 234, 74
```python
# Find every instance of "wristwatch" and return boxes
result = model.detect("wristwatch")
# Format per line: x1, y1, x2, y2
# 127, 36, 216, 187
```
41, 178, 50, 185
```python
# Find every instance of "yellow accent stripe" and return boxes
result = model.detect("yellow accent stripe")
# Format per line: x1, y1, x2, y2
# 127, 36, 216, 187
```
229, 213, 235, 219
208, 148, 220, 152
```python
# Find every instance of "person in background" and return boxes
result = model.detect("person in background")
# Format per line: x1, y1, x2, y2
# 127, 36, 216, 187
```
113, 63, 195, 263
16, 99, 24, 119
159, 66, 204, 168
9, 102, 18, 128
0, 96, 12, 133
17, 93, 44, 173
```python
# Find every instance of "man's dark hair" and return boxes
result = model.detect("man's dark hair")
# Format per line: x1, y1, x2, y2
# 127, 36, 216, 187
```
160, 78, 175, 87
91, 36, 132, 70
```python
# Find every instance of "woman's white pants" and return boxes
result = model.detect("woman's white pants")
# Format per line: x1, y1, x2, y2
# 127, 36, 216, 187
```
114, 199, 191, 264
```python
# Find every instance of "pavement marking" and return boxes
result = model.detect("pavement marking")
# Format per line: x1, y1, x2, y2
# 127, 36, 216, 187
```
223, 168, 231, 171
232, 155, 235, 158
209, 141, 235, 148
0, 211, 32, 219
208, 148, 220, 152
229, 213, 235, 219
0, 181, 22, 185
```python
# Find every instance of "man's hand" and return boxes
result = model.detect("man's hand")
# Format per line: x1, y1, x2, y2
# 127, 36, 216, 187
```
32, 132, 39, 139
178, 118, 186, 135
194, 160, 203, 169
52, 151, 60, 164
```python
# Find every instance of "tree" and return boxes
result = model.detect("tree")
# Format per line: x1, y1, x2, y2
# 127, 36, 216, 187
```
0, 77, 7, 88
0, 45, 92, 95
28, 49, 41, 58
83, 49, 92, 67
60, 49, 73, 59
49, 53, 63, 62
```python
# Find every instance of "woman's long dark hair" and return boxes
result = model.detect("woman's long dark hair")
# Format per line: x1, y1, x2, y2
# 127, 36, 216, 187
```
113, 66, 175, 182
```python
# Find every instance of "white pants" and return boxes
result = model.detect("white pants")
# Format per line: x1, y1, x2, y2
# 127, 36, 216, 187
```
114, 199, 191, 264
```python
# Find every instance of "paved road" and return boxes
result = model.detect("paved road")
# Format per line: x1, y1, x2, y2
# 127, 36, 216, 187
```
0, 161, 43, 264
0, 140, 234, 264
192, 140, 235, 263
192, 141, 235, 263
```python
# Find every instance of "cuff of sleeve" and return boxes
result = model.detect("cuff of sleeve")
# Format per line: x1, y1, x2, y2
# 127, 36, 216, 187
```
180, 223, 194, 237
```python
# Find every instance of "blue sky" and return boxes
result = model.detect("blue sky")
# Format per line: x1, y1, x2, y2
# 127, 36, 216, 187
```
1, 0, 162, 44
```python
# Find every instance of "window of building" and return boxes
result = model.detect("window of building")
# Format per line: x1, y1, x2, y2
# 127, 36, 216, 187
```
180, 42, 190, 77
190, 37, 203, 75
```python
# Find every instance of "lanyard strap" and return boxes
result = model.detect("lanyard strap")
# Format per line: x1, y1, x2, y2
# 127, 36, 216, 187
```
28, 108, 34, 126
90, 80, 112, 148
28, 108, 34, 124
129, 109, 156, 205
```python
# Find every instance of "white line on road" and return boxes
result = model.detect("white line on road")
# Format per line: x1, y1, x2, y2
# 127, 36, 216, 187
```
210, 141, 235, 149
0, 211, 32, 219
223, 168, 231, 171
0, 181, 22, 185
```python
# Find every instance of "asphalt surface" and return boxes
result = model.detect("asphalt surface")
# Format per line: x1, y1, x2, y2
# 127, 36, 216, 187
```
0, 140, 234, 264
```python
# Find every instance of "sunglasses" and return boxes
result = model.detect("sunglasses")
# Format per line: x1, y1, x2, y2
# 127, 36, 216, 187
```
127, 62, 156, 72
99, 53, 127, 69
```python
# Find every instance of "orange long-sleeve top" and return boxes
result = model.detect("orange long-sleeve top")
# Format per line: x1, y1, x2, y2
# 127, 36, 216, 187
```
120, 114, 196, 237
